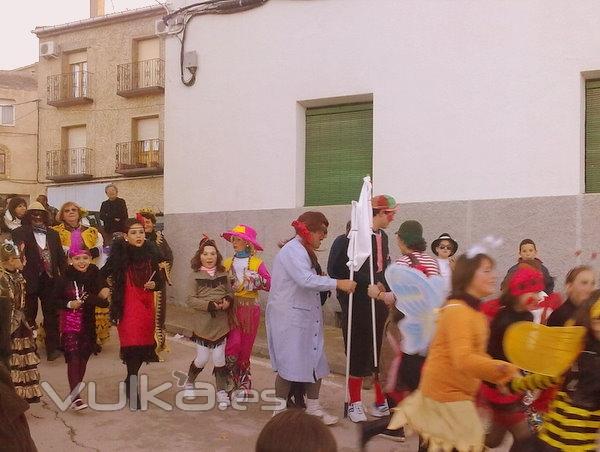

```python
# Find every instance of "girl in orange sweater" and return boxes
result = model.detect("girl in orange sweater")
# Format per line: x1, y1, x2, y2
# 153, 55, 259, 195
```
384, 253, 518, 452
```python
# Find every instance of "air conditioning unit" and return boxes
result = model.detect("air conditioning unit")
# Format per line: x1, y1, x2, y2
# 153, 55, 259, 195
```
40, 41, 60, 59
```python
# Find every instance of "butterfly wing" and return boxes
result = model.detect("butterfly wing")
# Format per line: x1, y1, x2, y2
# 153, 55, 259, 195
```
503, 322, 587, 377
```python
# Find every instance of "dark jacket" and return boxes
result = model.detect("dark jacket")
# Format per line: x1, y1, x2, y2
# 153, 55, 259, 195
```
11, 225, 66, 293
547, 299, 577, 327
487, 307, 533, 362
327, 230, 390, 306
54, 265, 109, 348
101, 239, 163, 323
563, 338, 600, 411
99, 197, 128, 234
0, 290, 12, 370
503, 258, 554, 294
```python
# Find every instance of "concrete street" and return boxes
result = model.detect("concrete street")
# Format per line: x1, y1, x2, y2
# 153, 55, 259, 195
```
27, 332, 420, 452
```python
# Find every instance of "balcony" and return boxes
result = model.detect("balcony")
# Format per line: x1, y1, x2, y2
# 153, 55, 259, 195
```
117, 59, 165, 98
115, 139, 163, 175
46, 148, 94, 182
47, 72, 93, 107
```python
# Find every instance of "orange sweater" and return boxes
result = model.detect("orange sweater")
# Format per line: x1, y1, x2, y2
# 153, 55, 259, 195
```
420, 299, 517, 403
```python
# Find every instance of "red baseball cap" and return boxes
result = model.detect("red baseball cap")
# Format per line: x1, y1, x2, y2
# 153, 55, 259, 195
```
371, 195, 398, 212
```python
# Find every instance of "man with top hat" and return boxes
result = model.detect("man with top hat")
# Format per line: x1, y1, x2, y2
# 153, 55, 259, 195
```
327, 195, 398, 423
12, 202, 66, 361
221, 224, 271, 402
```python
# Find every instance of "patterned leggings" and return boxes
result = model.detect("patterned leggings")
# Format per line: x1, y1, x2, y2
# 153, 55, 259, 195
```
225, 303, 260, 388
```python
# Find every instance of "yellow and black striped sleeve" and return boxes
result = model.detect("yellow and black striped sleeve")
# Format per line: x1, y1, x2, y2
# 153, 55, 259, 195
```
509, 373, 559, 393
539, 391, 600, 451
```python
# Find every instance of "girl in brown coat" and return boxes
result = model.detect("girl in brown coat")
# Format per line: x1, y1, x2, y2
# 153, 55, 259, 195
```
182, 236, 234, 409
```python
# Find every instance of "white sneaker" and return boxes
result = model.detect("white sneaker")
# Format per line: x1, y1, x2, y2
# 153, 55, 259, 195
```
306, 406, 339, 426
216, 390, 230, 409
70, 399, 88, 411
348, 401, 367, 423
183, 383, 195, 400
369, 400, 390, 417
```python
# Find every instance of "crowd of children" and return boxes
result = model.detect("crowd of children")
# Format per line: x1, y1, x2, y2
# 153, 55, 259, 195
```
1, 192, 600, 452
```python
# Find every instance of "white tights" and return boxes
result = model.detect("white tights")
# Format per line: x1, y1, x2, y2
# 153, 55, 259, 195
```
193, 342, 226, 369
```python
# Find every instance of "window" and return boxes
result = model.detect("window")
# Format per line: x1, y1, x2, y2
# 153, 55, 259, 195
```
66, 126, 87, 174
585, 80, 600, 192
305, 102, 373, 206
0, 151, 6, 175
136, 116, 160, 164
0, 99, 15, 126
135, 38, 161, 89
67, 51, 88, 98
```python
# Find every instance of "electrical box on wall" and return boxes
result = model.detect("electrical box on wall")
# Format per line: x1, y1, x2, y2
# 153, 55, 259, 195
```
183, 51, 198, 71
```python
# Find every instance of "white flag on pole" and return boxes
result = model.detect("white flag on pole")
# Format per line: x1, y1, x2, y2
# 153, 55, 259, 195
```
346, 176, 373, 270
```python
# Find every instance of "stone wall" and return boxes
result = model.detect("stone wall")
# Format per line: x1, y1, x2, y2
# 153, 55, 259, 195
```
164, 194, 600, 325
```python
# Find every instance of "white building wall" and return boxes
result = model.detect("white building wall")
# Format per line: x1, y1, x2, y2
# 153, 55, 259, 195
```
165, 0, 600, 214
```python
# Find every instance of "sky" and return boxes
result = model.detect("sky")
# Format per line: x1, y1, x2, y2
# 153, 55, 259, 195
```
1, 0, 164, 70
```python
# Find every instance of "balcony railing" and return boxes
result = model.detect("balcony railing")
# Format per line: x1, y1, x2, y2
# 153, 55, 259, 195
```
47, 72, 93, 107
115, 139, 164, 175
46, 148, 94, 181
117, 59, 165, 97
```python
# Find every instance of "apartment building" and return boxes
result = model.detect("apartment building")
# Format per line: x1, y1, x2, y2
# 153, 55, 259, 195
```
0, 63, 40, 207
33, 2, 166, 214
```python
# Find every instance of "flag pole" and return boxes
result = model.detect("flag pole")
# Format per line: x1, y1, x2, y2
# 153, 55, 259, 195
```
344, 262, 354, 418
369, 252, 378, 372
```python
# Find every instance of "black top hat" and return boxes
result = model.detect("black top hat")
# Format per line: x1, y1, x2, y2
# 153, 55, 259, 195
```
431, 233, 458, 257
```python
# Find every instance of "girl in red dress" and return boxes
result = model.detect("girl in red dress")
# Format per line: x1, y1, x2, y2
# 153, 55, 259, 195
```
102, 219, 162, 409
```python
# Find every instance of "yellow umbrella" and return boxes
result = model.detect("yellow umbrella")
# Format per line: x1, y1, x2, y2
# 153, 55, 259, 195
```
503, 322, 587, 377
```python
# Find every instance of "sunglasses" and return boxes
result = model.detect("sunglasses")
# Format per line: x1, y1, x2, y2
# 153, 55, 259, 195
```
63, 208, 79, 213
438, 245, 453, 250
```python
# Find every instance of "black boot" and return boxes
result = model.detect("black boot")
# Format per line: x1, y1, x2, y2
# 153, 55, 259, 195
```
186, 361, 202, 384
360, 417, 405, 449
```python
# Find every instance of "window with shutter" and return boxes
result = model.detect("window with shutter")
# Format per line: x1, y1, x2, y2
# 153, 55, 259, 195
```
585, 80, 600, 192
0, 99, 15, 126
0, 152, 6, 175
305, 102, 373, 206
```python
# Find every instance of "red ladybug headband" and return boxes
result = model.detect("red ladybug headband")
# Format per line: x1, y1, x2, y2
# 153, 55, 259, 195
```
508, 266, 544, 296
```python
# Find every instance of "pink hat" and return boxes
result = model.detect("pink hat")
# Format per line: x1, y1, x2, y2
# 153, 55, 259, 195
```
68, 231, 91, 258
68, 242, 91, 258
221, 224, 263, 251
